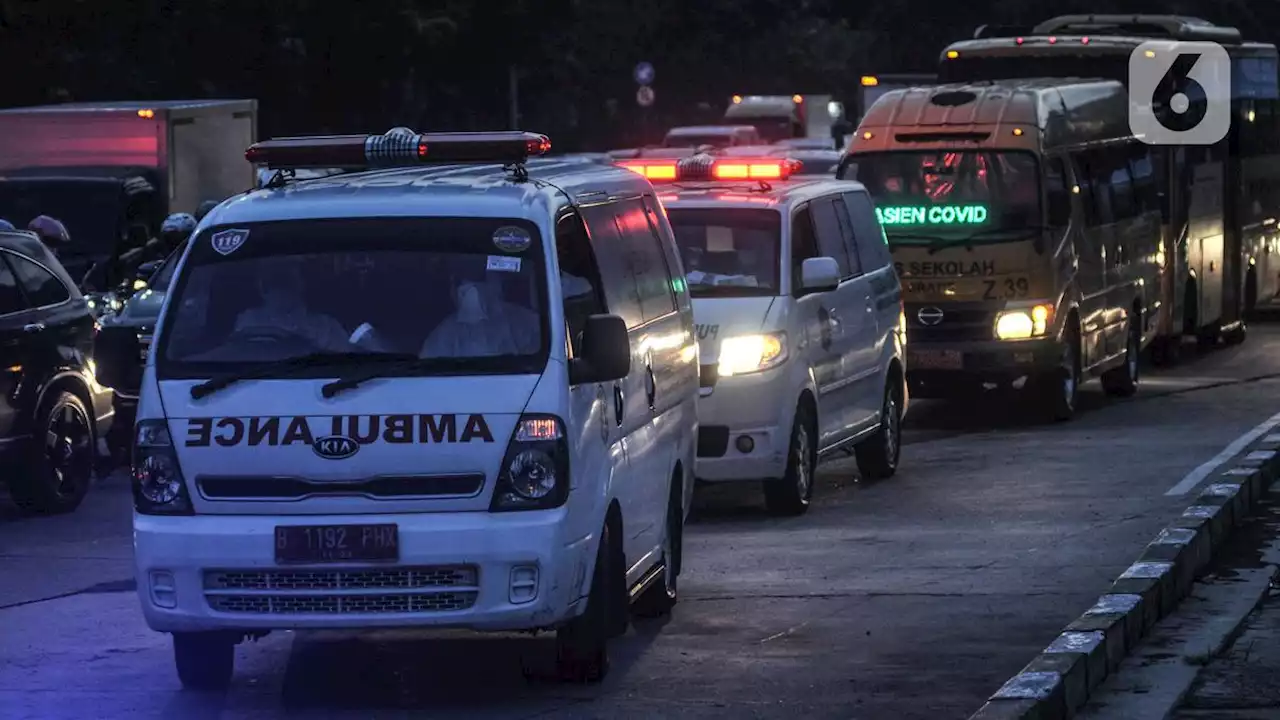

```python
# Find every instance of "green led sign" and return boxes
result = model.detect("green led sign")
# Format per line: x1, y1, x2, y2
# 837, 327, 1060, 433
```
876, 205, 989, 226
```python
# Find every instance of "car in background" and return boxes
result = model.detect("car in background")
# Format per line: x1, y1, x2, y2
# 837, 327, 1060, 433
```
0, 229, 114, 513
663, 125, 762, 149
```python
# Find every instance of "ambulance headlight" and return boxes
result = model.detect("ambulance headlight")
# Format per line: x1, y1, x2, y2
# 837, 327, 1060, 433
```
507, 450, 557, 500
995, 304, 1053, 340
132, 420, 192, 515
491, 415, 569, 512
717, 332, 788, 377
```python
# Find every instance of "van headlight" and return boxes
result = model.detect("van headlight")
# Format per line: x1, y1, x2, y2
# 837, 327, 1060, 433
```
995, 304, 1053, 340
491, 416, 570, 512
718, 332, 788, 377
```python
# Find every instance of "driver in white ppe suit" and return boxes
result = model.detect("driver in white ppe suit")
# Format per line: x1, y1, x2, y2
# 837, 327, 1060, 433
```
421, 268, 539, 357
234, 261, 351, 351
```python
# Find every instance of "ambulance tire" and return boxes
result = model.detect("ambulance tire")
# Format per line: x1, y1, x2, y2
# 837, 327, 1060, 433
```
1033, 324, 1080, 422
855, 377, 902, 481
173, 632, 235, 691
764, 404, 816, 517
633, 478, 681, 618
554, 520, 618, 683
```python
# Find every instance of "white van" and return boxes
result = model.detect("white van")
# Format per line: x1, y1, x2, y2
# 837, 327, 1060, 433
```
620, 154, 907, 516
93, 130, 699, 688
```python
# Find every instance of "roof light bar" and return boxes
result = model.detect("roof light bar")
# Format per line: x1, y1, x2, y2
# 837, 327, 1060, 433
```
244, 128, 552, 170
616, 155, 801, 183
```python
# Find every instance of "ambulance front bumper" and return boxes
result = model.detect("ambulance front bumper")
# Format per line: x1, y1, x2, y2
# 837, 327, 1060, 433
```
694, 365, 794, 482
134, 509, 592, 633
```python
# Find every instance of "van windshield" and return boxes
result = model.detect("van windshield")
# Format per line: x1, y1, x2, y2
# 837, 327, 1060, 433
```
853, 150, 1042, 244
156, 218, 548, 379
667, 208, 780, 298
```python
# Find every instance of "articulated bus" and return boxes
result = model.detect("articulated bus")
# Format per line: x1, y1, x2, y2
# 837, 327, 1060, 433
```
840, 78, 1159, 420
938, 15, 1280, 360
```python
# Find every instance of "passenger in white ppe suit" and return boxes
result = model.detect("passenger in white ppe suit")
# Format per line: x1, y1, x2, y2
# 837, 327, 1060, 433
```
234, 261, 351, 351
421, 265, 539, 357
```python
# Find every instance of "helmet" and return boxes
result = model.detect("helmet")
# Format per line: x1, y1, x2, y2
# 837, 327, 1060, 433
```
195, 200, 220, 222
160, 212, 197, 238
27, 215, 70, 248
0, 219, 14, 232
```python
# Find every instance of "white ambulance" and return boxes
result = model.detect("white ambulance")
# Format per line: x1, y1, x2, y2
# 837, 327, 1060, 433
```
93, 129, 699, 688
618, 154, 907, 516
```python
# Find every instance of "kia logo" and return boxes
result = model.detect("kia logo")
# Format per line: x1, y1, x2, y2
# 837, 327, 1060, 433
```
917, 307, 944, 326
313, 435, 359, 460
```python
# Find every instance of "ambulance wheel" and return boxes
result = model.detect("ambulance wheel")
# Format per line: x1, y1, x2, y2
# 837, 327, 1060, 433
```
173, 632, 235, 691
855, 377, 902, 480
1033, 325, 1079, 422
634, 478, 681, 618
764, 403, 816, 517
554, 520, 619, 683
1224, 321, 1247, 346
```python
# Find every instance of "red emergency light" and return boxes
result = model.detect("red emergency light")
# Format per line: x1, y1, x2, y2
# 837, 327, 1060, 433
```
244, 129, 552, 170
617, 156, 801, 183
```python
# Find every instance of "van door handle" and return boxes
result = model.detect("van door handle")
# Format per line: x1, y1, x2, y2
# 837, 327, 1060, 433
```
613, 384, 624, 427
23, 323, 45, 334
645, 366, 656, 409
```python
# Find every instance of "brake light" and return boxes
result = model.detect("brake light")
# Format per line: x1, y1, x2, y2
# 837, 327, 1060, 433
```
244, 128, 551, 169
792, 94, 804, 104
136, 108, 155, 119
861, 76, 879, 86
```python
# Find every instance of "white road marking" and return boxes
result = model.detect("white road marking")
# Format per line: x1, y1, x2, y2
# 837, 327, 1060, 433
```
1165, 410, 1280, 496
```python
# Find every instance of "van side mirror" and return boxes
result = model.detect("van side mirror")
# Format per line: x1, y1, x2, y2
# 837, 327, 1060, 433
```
799, 257, 841, 294
94, 325, 143, 390
569, 314, 631, 385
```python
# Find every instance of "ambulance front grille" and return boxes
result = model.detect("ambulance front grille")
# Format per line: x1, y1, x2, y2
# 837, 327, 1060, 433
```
203, 566, 479, 615
206, 591, 478, 615
197, 473, 485, 500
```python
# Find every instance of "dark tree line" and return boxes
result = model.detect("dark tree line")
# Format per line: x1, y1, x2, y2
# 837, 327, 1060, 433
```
1, 0, 1277, 151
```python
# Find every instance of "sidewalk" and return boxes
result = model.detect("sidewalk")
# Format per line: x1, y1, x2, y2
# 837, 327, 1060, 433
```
1174, 582, 1280, 718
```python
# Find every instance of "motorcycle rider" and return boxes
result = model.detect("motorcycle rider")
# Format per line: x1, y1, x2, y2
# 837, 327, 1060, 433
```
0, 219, 15, 232
150, 212, 196, 261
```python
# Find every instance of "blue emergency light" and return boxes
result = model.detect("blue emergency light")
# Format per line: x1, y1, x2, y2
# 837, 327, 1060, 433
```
244, 128, 552, 170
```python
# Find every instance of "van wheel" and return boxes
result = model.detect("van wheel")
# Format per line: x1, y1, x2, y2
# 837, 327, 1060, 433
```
9, 391, 96, 514
855, 379, 902, 480
1034, 325, 1079, 422
173, 632, 235, 691
554, 522, 617, 683
1224, 321, 1247, 345
764, 404, 815, 517
634, 483, 681, 618
1101, 313, 1140, 397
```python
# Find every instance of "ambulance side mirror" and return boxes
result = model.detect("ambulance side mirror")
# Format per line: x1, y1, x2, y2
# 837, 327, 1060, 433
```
800, 257, 841, 294
94, 325, 143, 390
570, 314, 631, 385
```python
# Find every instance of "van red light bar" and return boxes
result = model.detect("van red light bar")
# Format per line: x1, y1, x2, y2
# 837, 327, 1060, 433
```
244, 129, 552, 170
617, 156, 801, 182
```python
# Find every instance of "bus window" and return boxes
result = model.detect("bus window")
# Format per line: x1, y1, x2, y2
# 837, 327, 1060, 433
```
1108, 160, 1136, 221
1044, 157, 1071, 228
1128, 146, 1158, 216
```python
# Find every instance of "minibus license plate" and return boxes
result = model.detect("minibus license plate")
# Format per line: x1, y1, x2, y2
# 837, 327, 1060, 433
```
910, 349, 963, 370
275, 524, 399, 563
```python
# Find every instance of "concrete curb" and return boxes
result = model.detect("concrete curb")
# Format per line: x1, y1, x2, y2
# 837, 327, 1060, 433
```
969, 434, 1280, 720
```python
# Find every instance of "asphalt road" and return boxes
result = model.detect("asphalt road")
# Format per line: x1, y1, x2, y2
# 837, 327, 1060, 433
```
5, 324, 1280, 719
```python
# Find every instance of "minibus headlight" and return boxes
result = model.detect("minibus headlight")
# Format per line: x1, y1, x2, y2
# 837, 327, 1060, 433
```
132, 420, 193, 515
995, 304, 1053, 340
490, 415, 570, 512
717, 332, 788, 377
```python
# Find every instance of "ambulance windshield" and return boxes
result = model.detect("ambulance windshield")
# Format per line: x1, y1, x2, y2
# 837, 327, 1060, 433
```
155, 218, 548, 379
667, 208, 781, 298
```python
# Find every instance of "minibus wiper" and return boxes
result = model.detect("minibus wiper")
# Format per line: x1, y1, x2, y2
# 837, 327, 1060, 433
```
190, 351, 417, 400
925, 226, 1044, 254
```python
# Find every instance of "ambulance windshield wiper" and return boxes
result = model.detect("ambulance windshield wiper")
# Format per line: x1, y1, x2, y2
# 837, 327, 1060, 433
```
321, 357, 477, 398
190, 351, 418, 400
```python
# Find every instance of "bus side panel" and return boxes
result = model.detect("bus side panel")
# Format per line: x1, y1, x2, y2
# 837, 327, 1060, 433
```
1187, 157, 1227, 330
